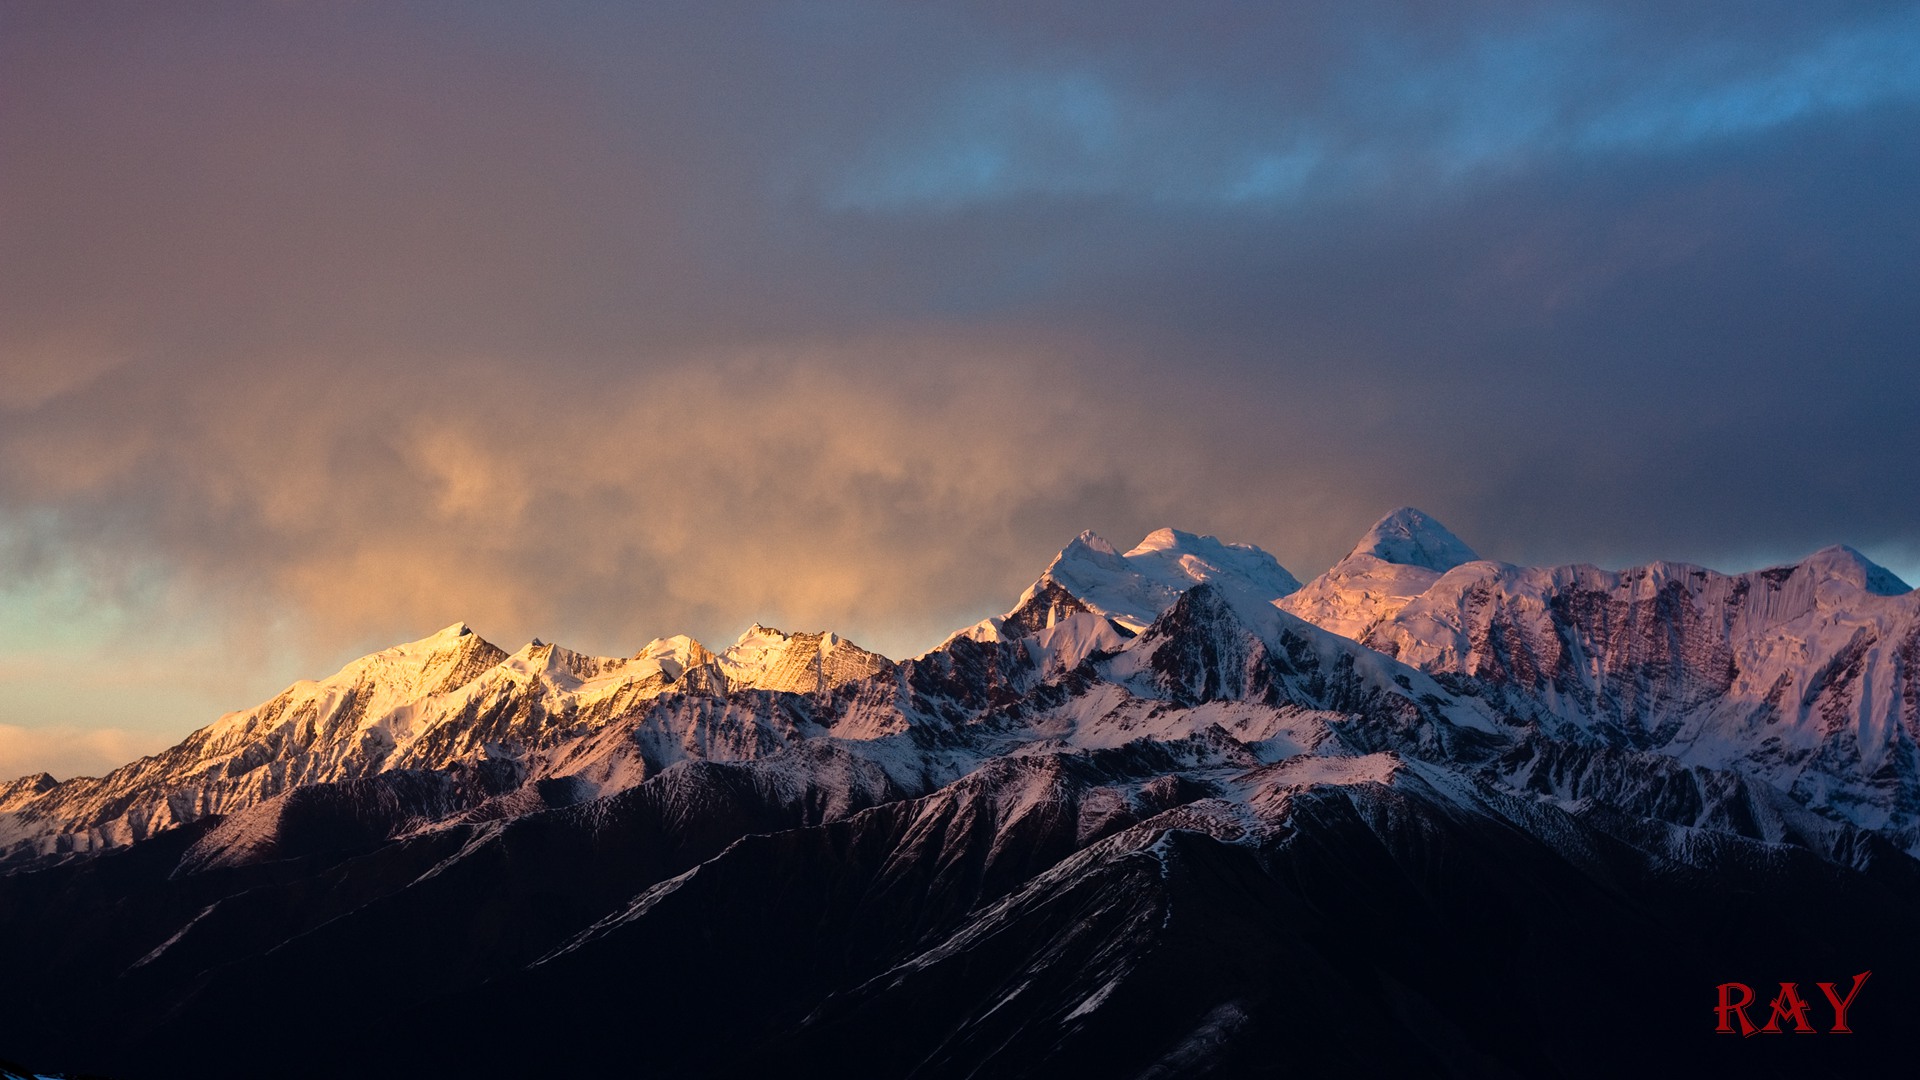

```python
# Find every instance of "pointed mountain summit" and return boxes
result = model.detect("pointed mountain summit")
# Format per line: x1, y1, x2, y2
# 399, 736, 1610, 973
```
1347, 507, 1479, 573
1277, 508, 1479, 641
1037, 526, 1300, 631
718, 623, 892, 695
960, 527, 1301, 649
1786, 544, 1911, 596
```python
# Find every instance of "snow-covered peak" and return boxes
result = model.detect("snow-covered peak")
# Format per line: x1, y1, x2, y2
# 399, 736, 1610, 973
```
1067, 529, 1119, 557
0, 771, 59, 812
286, 622, 505, 704
495, 638, 627, 687
340, 622, 486, 670
1347, 508, 1478, 573
1123, 527, 1302, 598
722, 623, 794, 672
716, 623, 890, 695
1025, 527, 1300, 634
1786, 545, 1911, 597
1124, 527, 1190, 555
633, 634, 713, 681
1047, 530, 1131, 578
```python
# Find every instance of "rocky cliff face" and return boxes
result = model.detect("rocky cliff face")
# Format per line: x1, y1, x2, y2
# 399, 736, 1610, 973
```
1280, 510, 1920, 850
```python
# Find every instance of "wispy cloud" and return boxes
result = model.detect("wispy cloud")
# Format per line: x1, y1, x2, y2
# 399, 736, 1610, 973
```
821, 4, 1920, 211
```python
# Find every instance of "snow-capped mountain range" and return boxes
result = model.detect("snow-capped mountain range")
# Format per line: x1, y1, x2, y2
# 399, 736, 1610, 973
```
3, 508, 1915, 1077
7, 506, 1912, 864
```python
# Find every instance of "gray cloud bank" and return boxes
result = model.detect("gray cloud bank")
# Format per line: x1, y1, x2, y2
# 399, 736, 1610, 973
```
3, 2, 1917, 769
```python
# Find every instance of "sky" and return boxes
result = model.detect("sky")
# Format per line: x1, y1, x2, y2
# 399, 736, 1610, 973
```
3, 0, 1918, 779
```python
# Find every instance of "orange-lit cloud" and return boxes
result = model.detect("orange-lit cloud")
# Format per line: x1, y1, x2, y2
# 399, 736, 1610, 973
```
4, 1, 1918, 774
2, 336, 1301, 660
